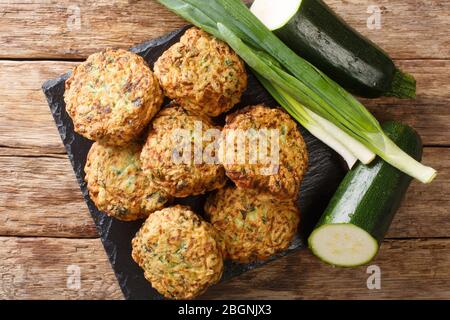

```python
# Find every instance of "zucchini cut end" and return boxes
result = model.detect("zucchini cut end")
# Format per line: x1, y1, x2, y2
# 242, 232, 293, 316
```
250, 0, 303, 31
308, 224, 379, 267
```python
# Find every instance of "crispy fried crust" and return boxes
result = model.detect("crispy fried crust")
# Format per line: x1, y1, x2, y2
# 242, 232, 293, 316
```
220, 105, 308, 200
84, 142, 171, 221
65, 49, 163, 145
205, 186, 300, 263
140, 104, 227, 198
154, 27, 247, 117
131, 205, 224, 299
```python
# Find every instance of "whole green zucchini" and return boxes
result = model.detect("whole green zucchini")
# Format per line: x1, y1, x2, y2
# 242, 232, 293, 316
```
308, 121, 422, 267
251, 0, 416, 99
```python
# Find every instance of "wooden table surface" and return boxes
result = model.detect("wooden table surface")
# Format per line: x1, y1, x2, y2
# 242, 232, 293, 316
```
0, 0, 449, 300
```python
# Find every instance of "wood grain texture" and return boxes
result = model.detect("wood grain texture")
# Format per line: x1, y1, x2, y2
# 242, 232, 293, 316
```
1, 237, 450, 299
0, 237, 122, 299
0, 61, 75, 153
0, 153, 98, 238
386, 148, 450, 239
0, 60, 449, 155
0, 0, 185, 59
364, 60, 450, 146
0, 0, 448, 59
0, 148, 448, 238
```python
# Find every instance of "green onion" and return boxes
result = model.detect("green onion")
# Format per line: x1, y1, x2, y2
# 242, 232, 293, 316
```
258, 75, 374, 168
253, 52, 376, 166
157, 0, 437, 184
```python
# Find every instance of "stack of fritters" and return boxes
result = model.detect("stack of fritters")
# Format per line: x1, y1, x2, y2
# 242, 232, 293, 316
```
65, 27, 308, 299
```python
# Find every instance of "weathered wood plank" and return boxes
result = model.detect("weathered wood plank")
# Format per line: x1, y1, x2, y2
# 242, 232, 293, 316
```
0, 0, 448, 59
1, 237, 449, 299
0, 147, 66, 158
0, 148, 448, 239
364, 60, 450, 146
0, 154, 98, 238
0, 237, 122, 299
0, 60, 449, 153
386, 148, 450, 238
0, 0, 185, 59
0, 61, 75, 153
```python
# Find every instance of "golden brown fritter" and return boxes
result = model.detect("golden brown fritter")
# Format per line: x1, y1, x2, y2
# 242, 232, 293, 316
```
220, 105, 308, 200
65, 49, 163, 146
154, 27, 247, 117
205, 186, 300, 263
140, 104, 227, 198
131, 205, 224, 300
84, 142, 171, 221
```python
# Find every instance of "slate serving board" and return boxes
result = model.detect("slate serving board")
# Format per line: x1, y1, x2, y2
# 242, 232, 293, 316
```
42, 26, 347, 300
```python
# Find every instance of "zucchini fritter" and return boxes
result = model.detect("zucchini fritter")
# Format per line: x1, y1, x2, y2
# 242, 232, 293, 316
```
65, 49, 163, 145
154, 27, 247, 117
84, 142, 170, 221
205, 186, 300, 263
132, 205, 224, 299
140, 104, 227, 198
220, 105, 308, 200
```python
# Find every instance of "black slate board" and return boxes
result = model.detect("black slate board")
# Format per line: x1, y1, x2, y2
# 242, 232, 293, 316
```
42, 26, 347, 300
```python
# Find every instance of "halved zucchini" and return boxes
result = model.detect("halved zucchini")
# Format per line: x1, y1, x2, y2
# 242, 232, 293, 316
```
308, 121, 423, 267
